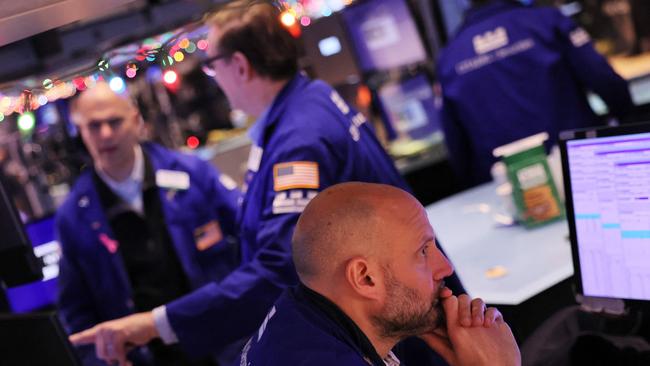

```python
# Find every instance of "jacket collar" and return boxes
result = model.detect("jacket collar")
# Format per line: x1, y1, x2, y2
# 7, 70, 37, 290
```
248, 73, 310, 148
460, 0, 523, 32
91, 148, 156, 218
296, 284, 387, 366
72, 143, 182, 241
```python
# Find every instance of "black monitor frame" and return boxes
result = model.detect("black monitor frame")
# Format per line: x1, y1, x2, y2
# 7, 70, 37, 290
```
0, 312, 80, 366
559, 121, 650, 306
0, 177, 42, 288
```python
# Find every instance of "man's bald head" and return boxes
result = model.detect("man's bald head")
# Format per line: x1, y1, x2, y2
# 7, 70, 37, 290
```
70, 81, 142, 180
293, 183, 453, 349
71, 82, 136, 124
292, 182, 419, 285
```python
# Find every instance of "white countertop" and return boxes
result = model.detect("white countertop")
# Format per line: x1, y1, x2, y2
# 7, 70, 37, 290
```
426, 182, 574, 305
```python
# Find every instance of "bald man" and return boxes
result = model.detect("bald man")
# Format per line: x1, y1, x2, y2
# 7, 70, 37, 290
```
56, 82, 241, 366
237, 182, 521, 366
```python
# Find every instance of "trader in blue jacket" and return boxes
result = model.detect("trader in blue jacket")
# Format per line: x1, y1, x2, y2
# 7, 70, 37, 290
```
58, 82, 241, 365
437, 0, 633, 187
70, 1, 464, 364
237, 182, 520, 366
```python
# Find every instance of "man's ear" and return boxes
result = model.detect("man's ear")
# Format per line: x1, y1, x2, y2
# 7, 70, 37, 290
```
345, 257, 382, 301
230, 51, 253, 81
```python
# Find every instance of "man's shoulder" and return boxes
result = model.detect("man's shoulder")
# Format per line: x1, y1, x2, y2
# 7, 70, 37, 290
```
143, 142, 214, 175
58, 169, 95, 216
286, 76, 346, 110
245, 324, 367, 366
245, 349, 368, 366
240, 289, 367, 365
143, 142, 193, 166
438, 6, 563, 72
273, 80, 351, 143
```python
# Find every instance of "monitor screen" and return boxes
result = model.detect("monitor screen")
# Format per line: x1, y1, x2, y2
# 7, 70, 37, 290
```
318, 36, 342, 57
5, 216, 60, 312
565, 128, 650, 301
377, 73, 441, 140
342, 0, 428, 72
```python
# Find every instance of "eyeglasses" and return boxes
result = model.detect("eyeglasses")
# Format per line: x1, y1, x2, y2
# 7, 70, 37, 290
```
201, 53, 228, 77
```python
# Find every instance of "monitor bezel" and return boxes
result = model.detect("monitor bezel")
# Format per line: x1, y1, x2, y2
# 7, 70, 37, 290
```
0, 312, 80, 365
5, 214, 59, 312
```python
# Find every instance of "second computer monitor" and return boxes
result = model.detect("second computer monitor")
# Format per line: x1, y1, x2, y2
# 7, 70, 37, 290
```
377, 73, 442, 140
342, 0, 428, 72
561, 123, 650, 302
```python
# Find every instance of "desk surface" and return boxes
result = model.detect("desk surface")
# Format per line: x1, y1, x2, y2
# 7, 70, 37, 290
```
426, 182, 574, 305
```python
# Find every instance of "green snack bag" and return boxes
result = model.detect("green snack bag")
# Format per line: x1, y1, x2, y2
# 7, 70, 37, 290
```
493, 132, 564, 228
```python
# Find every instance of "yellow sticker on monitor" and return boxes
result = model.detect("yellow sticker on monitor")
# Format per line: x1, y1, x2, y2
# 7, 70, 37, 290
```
273, 161, 319, 191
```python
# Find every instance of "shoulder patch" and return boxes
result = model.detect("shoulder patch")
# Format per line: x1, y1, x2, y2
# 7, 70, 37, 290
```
272, 190, 318, 214
273, 162, 319, 191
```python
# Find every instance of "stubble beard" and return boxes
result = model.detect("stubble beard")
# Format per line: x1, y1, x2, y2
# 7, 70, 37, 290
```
371, 268, 446, 340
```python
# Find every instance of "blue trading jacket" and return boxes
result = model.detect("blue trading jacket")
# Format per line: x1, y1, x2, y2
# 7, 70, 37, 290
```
437, 0, 633, 186
165, 73, 464, 356
235, 286, 391, 366
56, 143, 241, 362
234, 285, 452, 366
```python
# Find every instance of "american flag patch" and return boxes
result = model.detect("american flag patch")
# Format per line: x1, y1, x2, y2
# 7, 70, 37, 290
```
273, 161, 319, 191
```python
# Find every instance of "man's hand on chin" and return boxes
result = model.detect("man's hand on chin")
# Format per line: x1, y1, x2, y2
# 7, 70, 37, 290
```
419, 293, 521, 366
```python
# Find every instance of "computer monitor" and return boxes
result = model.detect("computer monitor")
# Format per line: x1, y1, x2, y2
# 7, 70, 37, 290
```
587, 74, 650, 116
0, 179, 42, 288
5, 215, 60, 313
560, 122, 650, 302
377, 73, 442, 140
0, 312, 80, 366
300, 13, 361, 86
341, 0, 428, 72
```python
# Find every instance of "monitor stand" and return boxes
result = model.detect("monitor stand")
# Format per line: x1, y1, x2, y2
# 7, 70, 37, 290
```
576, 294, 626, 316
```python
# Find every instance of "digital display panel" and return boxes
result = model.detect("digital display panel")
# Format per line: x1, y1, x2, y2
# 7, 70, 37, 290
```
377, 73, 441, 140
566, 131, 650, 300
6, 216, 60, 313
342, 0, 428, 71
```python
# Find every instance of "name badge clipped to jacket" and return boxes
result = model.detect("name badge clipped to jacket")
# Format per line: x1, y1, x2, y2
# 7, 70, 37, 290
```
194, 220, 223, 251
156, 169, 190, 190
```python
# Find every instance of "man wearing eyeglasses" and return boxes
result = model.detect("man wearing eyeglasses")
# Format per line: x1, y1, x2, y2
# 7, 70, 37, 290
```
70, 1, 465, 365
58, 82, 241, 366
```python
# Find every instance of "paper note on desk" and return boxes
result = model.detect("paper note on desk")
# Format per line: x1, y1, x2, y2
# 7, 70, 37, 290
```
485, 265, 508, 279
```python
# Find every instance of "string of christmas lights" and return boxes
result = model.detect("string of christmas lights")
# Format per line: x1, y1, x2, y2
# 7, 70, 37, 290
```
0, 22, 209, 119
0, 0, 348, 119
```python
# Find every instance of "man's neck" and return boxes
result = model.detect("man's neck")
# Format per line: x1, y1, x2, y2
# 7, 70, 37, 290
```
302, 283, 399, 362
99, 147, 137, 182
346, 309, 399, 359
317, 286, 398, 359
247, 77, 291, 118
